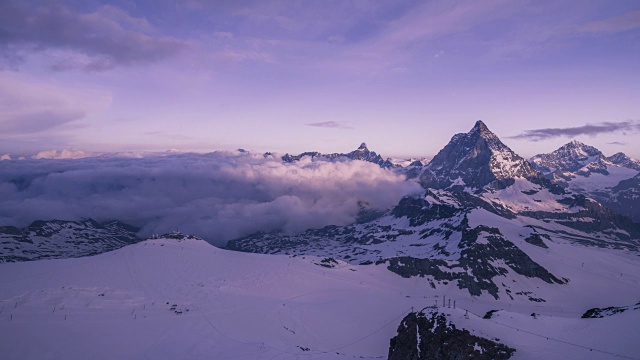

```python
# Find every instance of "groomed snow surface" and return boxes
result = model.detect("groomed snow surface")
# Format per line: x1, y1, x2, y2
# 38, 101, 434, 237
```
1, 237, 639, 360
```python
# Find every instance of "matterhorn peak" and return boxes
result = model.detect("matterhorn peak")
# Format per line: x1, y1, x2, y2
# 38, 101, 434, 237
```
358, 142, 368, 150
470, 120, 498, 139
421, 121, 540, 191
473, 120, 489, 132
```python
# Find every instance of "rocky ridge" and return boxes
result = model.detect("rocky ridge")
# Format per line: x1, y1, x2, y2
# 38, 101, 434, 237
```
282, 142, 395, 168
0, 219, 141, 262
388, 309, 515, 360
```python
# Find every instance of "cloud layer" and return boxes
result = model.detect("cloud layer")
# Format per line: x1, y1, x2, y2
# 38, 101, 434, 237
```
0, 152, 420, 245
306, 121, 354, 129
510, 121, 640, 141
0, 2, 186, 71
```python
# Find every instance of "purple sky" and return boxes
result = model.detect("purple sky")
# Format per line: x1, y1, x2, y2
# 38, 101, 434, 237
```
1, 0, 639, 159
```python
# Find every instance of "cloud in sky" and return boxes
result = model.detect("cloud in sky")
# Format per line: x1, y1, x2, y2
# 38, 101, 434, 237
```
0, 72, 110, 147
306, 121, 354, 129
509, 121, 640, 141
0, 2, 187, 71
0, 1, 638, 160
0, 152, 421, 245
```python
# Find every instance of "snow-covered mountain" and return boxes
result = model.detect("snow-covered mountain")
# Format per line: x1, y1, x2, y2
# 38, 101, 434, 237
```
607, 152, 640, 171
228, 121, 640, 301
529, 141, 639, 185
530, 140, 606, 175
0, 219, 141, 263
530, 141, 640, 221
420, 120, 543, 192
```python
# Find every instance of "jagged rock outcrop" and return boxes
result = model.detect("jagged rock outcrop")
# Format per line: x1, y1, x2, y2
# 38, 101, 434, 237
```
388, 310, 515, 360
581, 301, 640, 318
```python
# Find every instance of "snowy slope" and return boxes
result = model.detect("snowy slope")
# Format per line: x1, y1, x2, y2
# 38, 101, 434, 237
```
1, 235, 639, 360
566, 164, 638, 194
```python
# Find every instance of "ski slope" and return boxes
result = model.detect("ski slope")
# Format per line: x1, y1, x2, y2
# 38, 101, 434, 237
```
1, 236, 639, 360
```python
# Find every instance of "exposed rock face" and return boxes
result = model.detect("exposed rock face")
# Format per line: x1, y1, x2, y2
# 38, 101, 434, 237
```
605, 173, 640, 222
0, 219, 141, 262
581, 301, 640, 318
385, 222, 565, 299
388, 310, 515, 360
524, 233, 549, 248
420, 121, 541, 192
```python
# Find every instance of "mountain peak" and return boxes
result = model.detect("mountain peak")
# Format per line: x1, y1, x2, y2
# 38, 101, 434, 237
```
560, 140, 598, 152
421, 121, 540, 191
358, 142, 368, 150
530, 141, 605, 174
473, 120, 488, 131
607, 152, 640, 171
470, 120, 498, 139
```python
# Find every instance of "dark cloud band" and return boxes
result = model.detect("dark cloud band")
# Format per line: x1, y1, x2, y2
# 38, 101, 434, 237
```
510, 121, 640, 141
306, 121, 353, 129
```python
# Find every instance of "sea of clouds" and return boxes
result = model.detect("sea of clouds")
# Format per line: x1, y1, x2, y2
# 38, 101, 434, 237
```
0, 151, 421, 245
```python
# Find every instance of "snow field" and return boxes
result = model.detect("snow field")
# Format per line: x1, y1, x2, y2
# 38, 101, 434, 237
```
0, 237, 639, 359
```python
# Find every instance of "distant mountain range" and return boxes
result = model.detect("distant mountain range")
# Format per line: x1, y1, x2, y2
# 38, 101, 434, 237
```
2, 121, 639, 286
282, 125, 640, 222
282, 142, 396, 168
0, 219, 141, 262
228, 121, 640, 300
